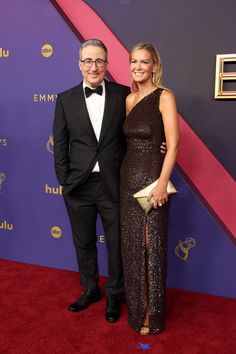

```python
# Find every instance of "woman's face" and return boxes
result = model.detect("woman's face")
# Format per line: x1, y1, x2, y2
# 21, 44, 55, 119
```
130, 49, 157, 85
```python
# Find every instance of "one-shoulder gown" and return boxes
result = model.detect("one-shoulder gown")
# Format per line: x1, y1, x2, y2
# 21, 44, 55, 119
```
120, 88, 169, 334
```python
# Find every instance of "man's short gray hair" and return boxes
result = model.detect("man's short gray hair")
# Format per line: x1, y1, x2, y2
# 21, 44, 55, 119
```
79, 39, 108, 61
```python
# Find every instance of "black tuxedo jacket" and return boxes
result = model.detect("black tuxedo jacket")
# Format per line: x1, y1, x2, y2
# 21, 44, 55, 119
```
53, 80, 130, 201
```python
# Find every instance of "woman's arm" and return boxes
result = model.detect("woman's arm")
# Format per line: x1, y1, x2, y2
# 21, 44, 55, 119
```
148, 89, 179, 208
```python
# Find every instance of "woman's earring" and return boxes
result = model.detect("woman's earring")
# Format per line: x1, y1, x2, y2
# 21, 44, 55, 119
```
152, 72, 155, 83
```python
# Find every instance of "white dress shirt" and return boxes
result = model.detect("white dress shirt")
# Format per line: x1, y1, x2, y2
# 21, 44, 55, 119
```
83, 80, 105, 172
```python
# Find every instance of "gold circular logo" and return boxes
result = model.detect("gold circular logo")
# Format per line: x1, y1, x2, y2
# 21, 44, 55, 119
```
51, 226, 62, 238
41, 44, 53, 58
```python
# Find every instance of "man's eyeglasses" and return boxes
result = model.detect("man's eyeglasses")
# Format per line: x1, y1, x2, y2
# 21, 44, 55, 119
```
80, 58, 107, 68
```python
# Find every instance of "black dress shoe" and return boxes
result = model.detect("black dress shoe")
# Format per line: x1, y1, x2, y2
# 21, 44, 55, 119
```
105, 295, 121, 322
68, 287, 101, 312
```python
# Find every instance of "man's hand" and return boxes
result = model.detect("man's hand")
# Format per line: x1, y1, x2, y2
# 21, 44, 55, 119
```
160, 142, 167, 154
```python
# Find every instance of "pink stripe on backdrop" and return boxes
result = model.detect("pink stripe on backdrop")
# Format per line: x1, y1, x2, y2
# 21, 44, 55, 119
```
55, 0, 130, 84
54, 0, 236, 238
178, 117, 236, 238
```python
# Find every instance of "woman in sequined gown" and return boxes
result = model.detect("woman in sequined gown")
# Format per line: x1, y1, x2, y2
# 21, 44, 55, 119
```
120, 43, 179, 335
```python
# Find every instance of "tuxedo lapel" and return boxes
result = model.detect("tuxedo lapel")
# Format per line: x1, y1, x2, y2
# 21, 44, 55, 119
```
72, 84, 98, 144
98, 80, 116, 146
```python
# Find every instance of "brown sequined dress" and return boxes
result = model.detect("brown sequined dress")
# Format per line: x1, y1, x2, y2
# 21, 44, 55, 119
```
120, 88, 169, 334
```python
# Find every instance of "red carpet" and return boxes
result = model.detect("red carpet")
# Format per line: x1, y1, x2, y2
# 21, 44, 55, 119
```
0, 259, 235, 354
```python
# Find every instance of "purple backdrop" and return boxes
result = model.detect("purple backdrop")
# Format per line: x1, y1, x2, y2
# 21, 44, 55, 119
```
0, 0, 235, 298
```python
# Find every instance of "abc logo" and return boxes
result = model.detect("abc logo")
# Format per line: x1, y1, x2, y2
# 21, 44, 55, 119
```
41, 44, 53, 58
51, 226, 62, 238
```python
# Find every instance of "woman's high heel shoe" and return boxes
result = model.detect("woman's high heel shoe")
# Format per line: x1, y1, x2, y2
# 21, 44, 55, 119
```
140, 325, 150, 335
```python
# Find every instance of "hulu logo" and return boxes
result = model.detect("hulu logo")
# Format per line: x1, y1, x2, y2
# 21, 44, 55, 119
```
45, 184, 63, 195
0, 221, 13, 230
0, 48, 10, 58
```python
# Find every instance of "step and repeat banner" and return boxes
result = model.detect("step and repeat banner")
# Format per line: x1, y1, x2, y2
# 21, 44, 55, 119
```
1, 0, 236, 298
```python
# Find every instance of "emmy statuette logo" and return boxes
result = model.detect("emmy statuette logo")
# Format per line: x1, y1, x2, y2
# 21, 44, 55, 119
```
51, 226, 62, 239
0, 172, 6, 193
0, 48, 9, 58
175, 237, 196, 262
41, 44, 53, 58
46, 135, 54, 154
0, 220, 13, 231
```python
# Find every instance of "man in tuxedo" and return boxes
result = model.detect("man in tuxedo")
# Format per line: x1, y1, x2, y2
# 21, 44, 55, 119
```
53, 39, 130, 323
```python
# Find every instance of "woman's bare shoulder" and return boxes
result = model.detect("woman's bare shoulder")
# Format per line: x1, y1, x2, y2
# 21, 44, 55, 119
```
126, 92, 137, 114
160, 88, 175, 102
126, 92, 137, 103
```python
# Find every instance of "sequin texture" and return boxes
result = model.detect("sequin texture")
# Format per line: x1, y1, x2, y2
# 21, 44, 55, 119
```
120, 89, 169, 334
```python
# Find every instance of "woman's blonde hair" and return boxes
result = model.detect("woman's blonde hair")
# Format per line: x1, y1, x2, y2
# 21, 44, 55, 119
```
130, 42, 164, 90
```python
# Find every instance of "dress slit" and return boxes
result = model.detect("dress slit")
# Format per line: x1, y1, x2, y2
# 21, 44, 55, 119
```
142, 223, 149, 327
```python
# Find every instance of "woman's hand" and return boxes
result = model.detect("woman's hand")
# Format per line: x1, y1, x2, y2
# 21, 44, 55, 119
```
148, 185, 168, 209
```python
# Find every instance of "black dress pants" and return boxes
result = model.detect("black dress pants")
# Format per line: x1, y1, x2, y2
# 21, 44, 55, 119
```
63, 173, 123, 297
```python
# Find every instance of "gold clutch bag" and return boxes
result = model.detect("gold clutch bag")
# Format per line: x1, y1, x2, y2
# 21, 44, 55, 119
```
133, 179, 177, 214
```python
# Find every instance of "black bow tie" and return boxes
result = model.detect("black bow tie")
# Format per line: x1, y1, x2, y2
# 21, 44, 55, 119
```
85, 85, 103, 98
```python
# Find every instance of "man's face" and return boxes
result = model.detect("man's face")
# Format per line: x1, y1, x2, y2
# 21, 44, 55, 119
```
79, 45, 107, 88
